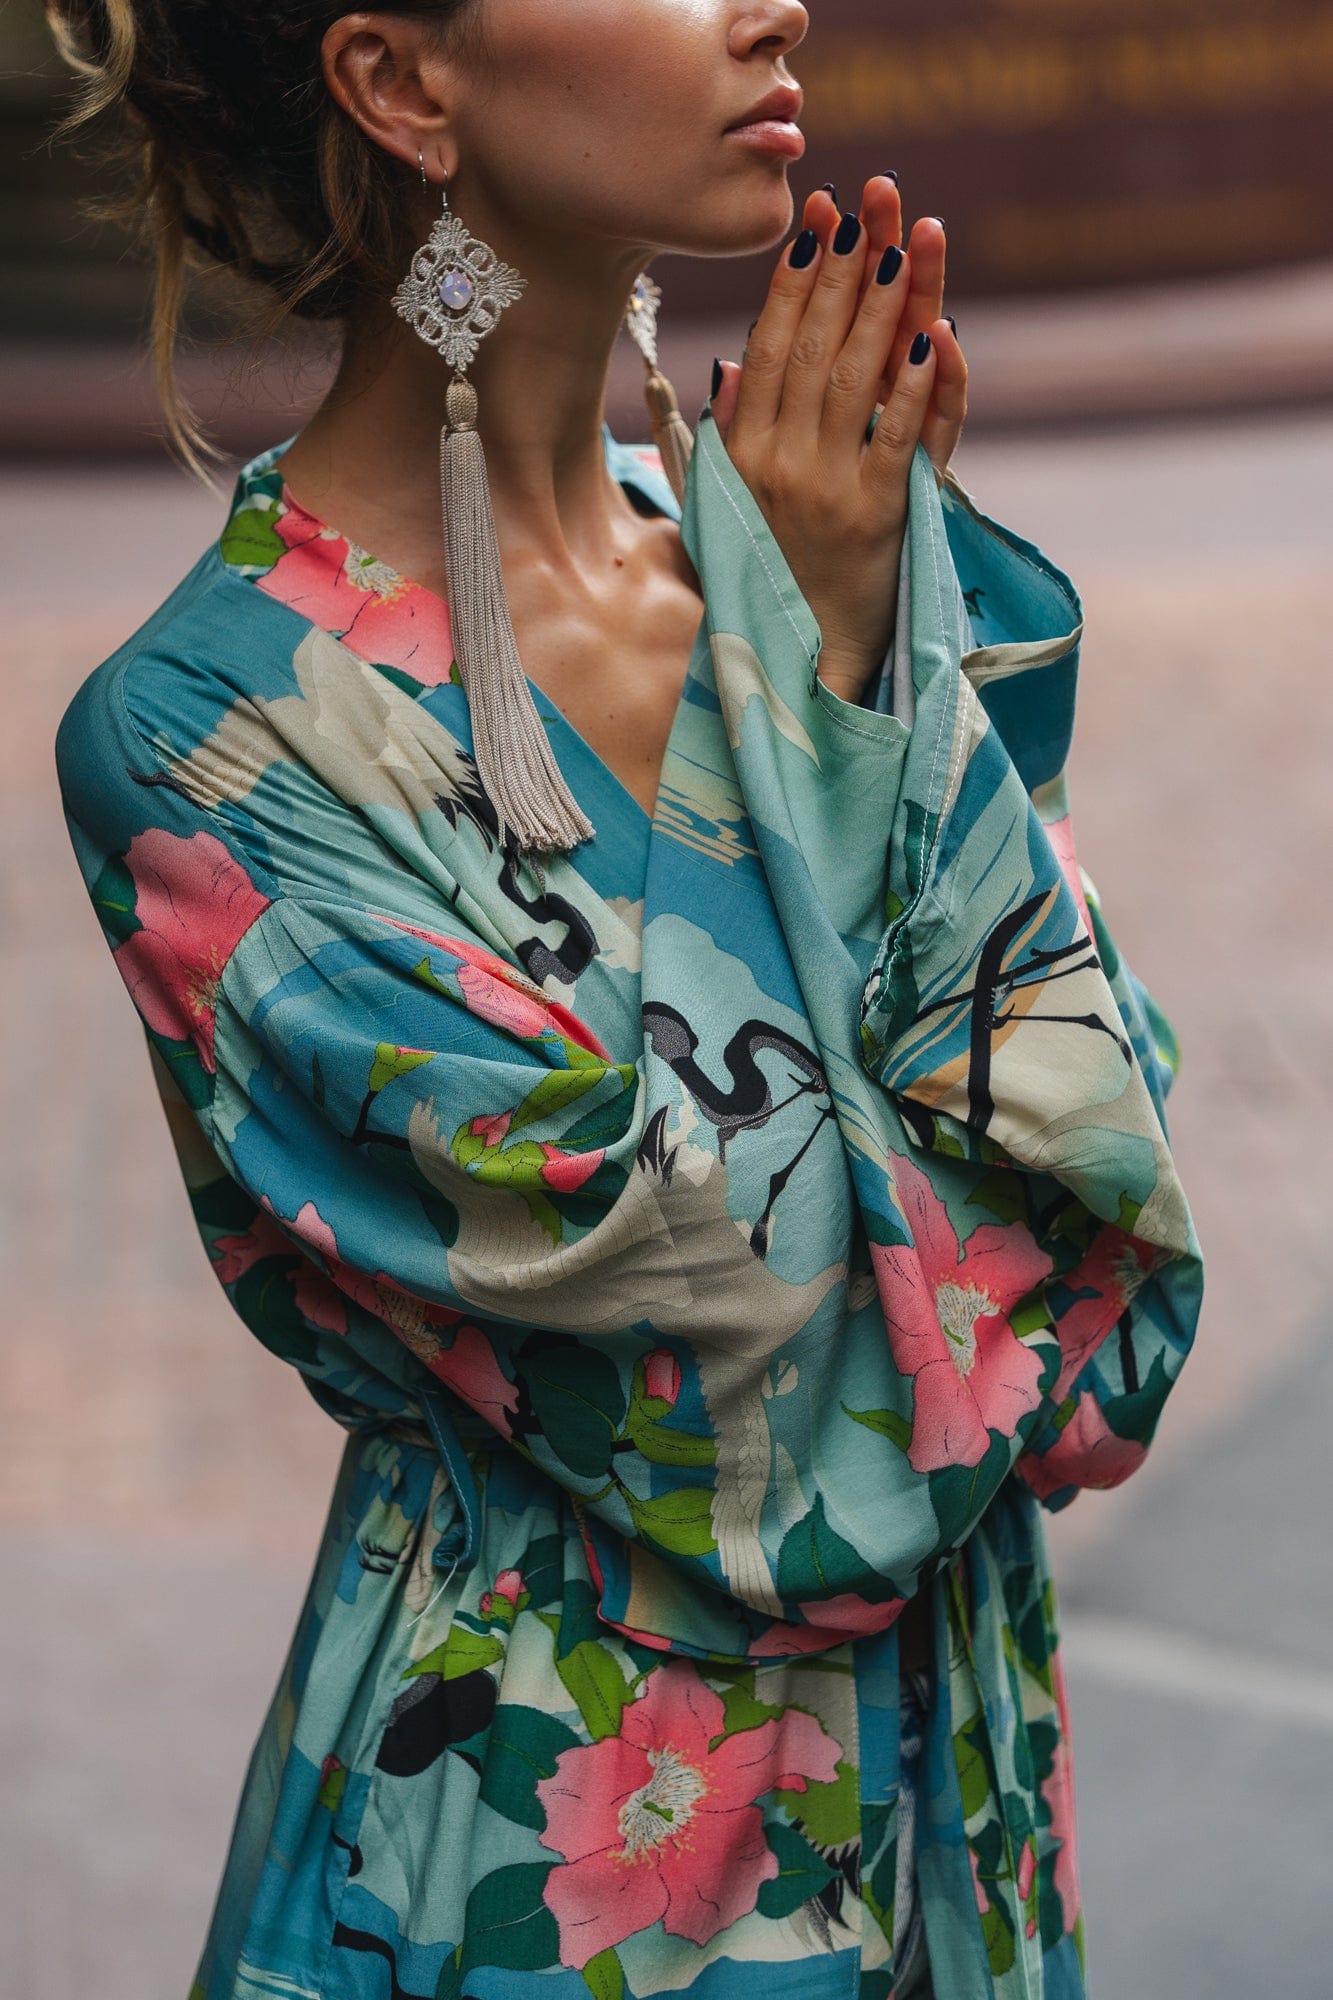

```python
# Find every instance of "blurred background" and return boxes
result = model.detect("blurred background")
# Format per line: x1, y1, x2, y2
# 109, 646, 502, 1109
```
2, 0, 1331, 1993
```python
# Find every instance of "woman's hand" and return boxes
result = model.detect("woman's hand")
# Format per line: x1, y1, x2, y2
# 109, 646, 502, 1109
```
711, 177, 968, 706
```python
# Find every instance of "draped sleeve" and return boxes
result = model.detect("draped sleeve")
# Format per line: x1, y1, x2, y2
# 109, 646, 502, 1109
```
681, 413, 1202, 1519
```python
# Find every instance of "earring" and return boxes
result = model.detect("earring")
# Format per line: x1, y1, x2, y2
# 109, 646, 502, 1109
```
392, 161, 593, 855
622, 271, 694, 507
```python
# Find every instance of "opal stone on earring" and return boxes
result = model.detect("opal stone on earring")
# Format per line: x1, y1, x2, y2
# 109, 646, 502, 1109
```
392, 182, 525, 374
437, 269, 475, 311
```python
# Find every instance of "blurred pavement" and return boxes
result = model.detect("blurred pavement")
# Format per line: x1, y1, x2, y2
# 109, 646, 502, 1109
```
2, 405, 1330, 1998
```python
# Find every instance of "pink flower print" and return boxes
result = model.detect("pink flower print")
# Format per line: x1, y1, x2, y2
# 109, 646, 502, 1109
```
492, 1567, 524, 1608
1042, 814, 1094, 938
1042, 1657, 1081, 1935
1019, 1391, 1147, 1500
376, 917, 614, 1058
211, 1197, 349, 1335
210, 1209, 294, 1286
113, 829, 270, 1072
536, 1659, 840, 1966
1051, 1229, 1156, 1403
968, 1845, 991, 1917
480, 1566, 525, 1621
873, 1152, 1052, 1473
1017, 1836, 1038, 1937
433, 1323, 520, 1439
469, 1112, 512, 1146
456, 960, 549, 1039
537, 1142, 606, 1192
642, 1350, 681, 1409
752, 1593, 907, 1654
258, 495, 458, 682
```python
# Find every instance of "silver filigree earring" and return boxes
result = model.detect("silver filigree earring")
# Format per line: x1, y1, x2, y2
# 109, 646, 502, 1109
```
622, 270, 694, 506
393, 157, 593, 854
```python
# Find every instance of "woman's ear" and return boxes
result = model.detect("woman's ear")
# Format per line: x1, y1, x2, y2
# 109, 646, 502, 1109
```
320, 13, 460, 180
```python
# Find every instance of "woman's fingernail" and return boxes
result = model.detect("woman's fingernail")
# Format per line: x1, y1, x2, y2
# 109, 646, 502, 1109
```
945, 314, 957, 334
789, 227, 818, 270
748, 318, 759, 337
833, 210, 862, 256
909, 331, 933, 365
822, 181, 839, 204
876, 244, 904, 286
880, 169, 900, 184
711, 356, 723, 398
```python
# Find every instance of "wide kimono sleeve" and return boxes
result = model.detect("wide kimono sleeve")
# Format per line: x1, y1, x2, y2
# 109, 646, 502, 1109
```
681, 411, 1203, 1519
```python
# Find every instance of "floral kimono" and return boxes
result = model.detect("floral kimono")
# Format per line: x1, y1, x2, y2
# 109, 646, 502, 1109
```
55, 407, 1202, 2000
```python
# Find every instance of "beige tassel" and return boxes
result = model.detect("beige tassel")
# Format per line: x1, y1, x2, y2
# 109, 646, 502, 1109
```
643, 367, 694, 507
440, 376, 594, 855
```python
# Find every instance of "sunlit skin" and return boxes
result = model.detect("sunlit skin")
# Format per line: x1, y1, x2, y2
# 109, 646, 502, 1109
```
277, 0, 965, 803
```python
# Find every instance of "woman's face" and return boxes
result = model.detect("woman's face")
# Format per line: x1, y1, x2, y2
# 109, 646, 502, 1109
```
436, 0, 811, 264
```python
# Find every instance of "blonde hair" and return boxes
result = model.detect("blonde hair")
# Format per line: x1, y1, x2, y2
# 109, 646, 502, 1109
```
45, 0, 476, 473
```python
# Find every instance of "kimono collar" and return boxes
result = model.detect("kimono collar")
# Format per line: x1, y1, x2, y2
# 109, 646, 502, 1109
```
218, 425, 680, 684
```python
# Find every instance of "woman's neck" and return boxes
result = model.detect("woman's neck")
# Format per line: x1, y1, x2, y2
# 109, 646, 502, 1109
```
276, 239, 658, 588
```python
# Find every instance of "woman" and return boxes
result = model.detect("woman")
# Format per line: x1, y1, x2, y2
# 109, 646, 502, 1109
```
49, 3, 1202, 1997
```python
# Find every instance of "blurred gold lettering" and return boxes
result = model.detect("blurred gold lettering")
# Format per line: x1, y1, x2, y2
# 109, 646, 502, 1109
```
801, 14, 1333, 137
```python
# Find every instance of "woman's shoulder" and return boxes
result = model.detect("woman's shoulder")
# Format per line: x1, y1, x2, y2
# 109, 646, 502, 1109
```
53, 534, 311, 830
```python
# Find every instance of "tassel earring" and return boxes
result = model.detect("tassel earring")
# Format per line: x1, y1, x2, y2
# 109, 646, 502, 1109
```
392, 159, 594, 855
623, 271, 694, 506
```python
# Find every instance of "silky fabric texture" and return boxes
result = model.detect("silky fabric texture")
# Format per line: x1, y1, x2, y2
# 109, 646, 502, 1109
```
55, 413, 1202, 1999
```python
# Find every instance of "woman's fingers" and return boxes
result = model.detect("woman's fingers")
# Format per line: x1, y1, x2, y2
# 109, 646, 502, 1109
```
711, 356, 742, 440
864, 326, 939, 508
817, 241, 913, 455
772, 209, 873, 439
728, 226, 825, 440
919, 318, 968, 479
883, 216, 947, 391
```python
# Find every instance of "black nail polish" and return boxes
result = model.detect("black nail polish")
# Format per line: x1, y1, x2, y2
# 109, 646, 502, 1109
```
909, 331, 932, 365
711, 356, 723, 398
789, 227, 818, 270
821, 181, 839, 204
748, 318, 758, 337
880, 169, 900, 184
876, 244, 904, 286
945, 314, 957, 334
833, 210, 861, 256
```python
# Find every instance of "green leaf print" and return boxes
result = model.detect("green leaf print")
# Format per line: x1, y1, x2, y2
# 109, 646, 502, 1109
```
406, 1626, 504, 1682
555, 1639, 633, 1741
625, 1485, 719, 1558
716, 1676, 785, 1739
91, 852, 140, 947
477, 1705, 581, 1830
954, 1715, 992, 1823
966, 1167, 1029, 1226
842, 1403, 913, 1452
520, 1340, 627, 1481
624, 1404, 718, 1468
367, 1043, 434, 1094
218, 501, 285, 571
981, 1895, 1017, 1976
774, 1756, 860, 1849
775, 1492, 867, 1598
459, 1862, 560, 1974
755, 1817, 837, 1919
580, 1948, 625, 2000
508, 1063, 609, 1134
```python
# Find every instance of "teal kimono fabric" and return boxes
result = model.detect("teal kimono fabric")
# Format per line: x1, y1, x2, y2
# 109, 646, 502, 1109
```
55, 410, 1202, 2000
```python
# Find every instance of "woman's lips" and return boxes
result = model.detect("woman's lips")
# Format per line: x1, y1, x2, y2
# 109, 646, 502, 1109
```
725, 119, 806, 159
